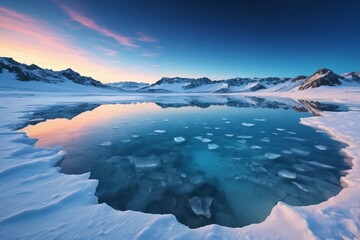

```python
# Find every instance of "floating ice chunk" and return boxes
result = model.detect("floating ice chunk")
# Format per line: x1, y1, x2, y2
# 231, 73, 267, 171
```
174, 137, 186, 143
163, 119, 169, 122
189, 196, 213, 219
291, 148, 310, 156
276, 128, 285, 131
265, 152, 281, 159
130, 155, 161, 169
214, 127, 221, 130
287, 131, 297, 135
260, 131, 266, 134
180, 173, 187, 178
237, 139, 247, 144
307, 161, 335, 169
194, 136, 203, 141
202, 138, 212, 143
206, 133, 214, 136
225, 121, 231, 124
121, 139, 131, 143
225, 134, 234, 137
208, 143, 219, 150
251, 145, 262, 149
154, 130, 166, 133
204, 126, 212, 130
254, 118, 266, 121
285, 137, 306, 142
237, 135, 253, 139
278, 169, 296, 179
99, 141, 112, 146
292, 181, 308, 192
282, 150, 293, 154
242, 123, 255, 127
132, 135, 140, 138
221, 118, 228, 121
314, 145, 327, 150
272, 132, 279, 136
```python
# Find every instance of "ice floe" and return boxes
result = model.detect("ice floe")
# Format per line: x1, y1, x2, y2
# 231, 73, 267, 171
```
208, 143, 219, 150
99, 141, 112, 146
225, 134, 234, 137
251, 145, 262, 149
132, 135, 140, 138
314, 145, 328, 150
278, 169, 296, 179
254, 118, 266, 121
306, 161, 335, 169
292, 181, 309, 192
174, 137, 186, 143
285, 137, 306, 142
154, 130, 166, 133
242, 123, 255, 127
265, 152, 281, 159
276, 128, 285, 131
189, 196, 213, 218
202, 138, 212, 143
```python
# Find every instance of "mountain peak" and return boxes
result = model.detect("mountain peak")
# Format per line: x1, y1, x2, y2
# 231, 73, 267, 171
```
314, 68, 333, 75
299, 68, 341, 90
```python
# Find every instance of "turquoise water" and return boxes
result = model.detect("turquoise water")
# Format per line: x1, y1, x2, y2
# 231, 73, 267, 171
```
22, 98, 349, 228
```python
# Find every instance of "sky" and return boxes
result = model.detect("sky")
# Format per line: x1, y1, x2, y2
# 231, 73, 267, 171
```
0, 0, 359, 83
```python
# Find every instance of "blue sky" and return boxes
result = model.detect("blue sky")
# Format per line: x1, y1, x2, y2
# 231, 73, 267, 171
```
0, 0, 359, 83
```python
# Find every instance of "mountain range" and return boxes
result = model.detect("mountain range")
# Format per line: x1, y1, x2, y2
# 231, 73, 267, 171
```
1, 57, 359, 93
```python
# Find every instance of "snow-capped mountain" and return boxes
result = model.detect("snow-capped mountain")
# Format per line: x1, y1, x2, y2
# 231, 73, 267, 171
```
0, 57, 121, 92
107, 81, 149, 91
138, 69, 360, 93
1, 57, 359, 93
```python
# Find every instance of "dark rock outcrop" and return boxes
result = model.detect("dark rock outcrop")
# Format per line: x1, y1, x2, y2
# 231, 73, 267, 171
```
299, 69, 342, 90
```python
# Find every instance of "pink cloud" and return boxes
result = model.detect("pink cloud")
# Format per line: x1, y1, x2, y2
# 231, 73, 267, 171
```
97, 46, 118, 57
137, 32, 158, 43
0, 6, 146, 82
57, 3, 139, 48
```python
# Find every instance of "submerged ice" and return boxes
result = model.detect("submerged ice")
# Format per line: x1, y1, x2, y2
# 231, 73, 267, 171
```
25, 102, 349, 229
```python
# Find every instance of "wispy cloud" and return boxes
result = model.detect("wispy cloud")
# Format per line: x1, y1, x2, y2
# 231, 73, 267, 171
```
97, 46, 118, 56
137, 32, 158, 43
0, 6, 150, 82
57, 3, 139, 48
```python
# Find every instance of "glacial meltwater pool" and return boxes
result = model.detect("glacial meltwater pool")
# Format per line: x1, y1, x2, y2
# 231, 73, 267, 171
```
21, 97, 349, 228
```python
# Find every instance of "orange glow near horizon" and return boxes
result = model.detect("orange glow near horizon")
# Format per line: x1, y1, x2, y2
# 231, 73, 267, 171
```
21, 103, 161, 147
0, 6, 158, 83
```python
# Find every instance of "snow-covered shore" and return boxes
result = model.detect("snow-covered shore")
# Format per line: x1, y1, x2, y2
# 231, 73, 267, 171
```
0, 92, 359, 239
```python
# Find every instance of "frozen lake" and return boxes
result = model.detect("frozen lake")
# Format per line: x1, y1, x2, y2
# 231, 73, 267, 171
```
21, 97, 349, 228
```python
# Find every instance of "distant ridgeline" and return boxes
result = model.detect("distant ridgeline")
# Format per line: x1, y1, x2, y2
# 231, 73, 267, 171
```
1, 57, 359, 93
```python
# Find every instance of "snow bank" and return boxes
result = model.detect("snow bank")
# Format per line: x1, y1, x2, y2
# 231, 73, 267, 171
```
0, 93, 359, 239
